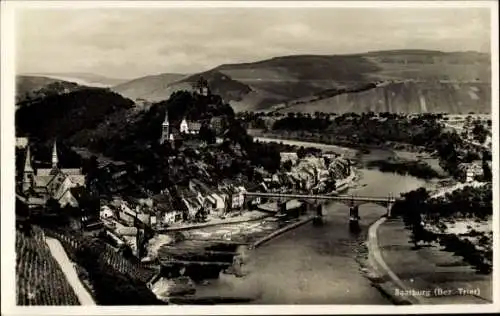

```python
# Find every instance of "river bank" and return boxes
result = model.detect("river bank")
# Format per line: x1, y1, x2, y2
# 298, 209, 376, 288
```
254, 134, 447, 180
252, 132, 426, 156
184, 166, 431, 304
365, 217, 492, 305
153, 136, 461, 304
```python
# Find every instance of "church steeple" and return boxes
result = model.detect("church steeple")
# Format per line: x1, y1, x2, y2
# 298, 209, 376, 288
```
52, 141, 59, 169
24, 145, 34, 173
160, 110, 170, 144
23, 145, 34, 193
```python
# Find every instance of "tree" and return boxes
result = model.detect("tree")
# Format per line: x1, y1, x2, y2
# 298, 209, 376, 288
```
282, 160, 293, 172
400, 188, 430, 249
482, 153, 492, 182
82, 155, 99, 187
199, 124, 216, 144
46, 198, 61, 215
297, 146, 307, 159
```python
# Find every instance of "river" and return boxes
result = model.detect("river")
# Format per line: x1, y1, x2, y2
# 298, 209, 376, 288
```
192, 138, 434, 304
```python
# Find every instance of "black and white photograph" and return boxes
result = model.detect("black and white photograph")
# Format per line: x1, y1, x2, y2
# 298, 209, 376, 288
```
1, 0, 498, 313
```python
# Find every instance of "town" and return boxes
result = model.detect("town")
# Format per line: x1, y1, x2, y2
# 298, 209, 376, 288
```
14, 77, 493, 304
15, 78, 362, 304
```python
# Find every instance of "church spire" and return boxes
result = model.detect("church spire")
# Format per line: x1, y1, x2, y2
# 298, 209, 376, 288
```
24, 145, 34, 173
163, 110, 170, 126
160, 110, 170, 145
52, 141, 59, 169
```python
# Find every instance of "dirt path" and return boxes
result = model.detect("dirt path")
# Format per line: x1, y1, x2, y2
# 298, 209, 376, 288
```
45, 237, 96, 305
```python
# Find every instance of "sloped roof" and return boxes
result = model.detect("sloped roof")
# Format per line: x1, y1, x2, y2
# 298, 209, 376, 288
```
152, 192, 175, 212
16, 137, 28, 148
33, 175, 55, 188
190, 179, 212, 195
116, 226, 138, 236
61, 168, 82, 175
37, 169, 55, 176
187, 121, 202, 131
205, 194, 216, 204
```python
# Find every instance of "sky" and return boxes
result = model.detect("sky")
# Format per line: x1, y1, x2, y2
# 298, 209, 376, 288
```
16, 6, 492, 80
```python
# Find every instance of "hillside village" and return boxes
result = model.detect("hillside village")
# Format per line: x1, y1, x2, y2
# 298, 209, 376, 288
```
15, 79, 355, 263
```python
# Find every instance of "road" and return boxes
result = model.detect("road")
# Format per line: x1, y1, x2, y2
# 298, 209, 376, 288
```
45, 237, 96, 305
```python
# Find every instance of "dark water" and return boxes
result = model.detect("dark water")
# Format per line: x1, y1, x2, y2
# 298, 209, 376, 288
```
194, 168, 429, 304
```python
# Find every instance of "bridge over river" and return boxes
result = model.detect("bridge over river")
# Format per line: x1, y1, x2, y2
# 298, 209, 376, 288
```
191, 138, 431, 304
244, 192, 400, 217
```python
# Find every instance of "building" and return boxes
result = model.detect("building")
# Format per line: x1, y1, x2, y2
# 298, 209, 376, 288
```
210, 116, 225, 135
280, 152, 299, 165
100, 205, 115, 219
220, 184, 246, 210
160, 111, 202, 145
458, 161, 483, 183
117, 202, 137, 226
182, 196, 202, 219
21, 141, 86, 207
210, 193, 225, 213
246, 182, 268, 206
180, 118, 202, 135
16, 137, 28, 149
160, 111, 172, 145
152, 191, 185, 226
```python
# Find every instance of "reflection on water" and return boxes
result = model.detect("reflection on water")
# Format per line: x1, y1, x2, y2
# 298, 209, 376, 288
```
192, 167, 428, 304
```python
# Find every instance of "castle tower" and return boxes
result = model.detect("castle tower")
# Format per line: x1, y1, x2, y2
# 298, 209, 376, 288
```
160, 111, 170, 144
51, 141, 59, 169
22, 145, 34, 193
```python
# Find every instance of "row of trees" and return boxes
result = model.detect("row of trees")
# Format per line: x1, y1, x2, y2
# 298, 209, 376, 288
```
392, 185, 492, 273
367, 159, 442, 180
253, 111, 490, 180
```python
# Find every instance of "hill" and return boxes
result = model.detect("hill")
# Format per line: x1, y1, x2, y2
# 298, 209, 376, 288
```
111, 50, 490, 114
112, 73, 188, 102
16, 75, 86, 105
112, 70, 254, 108
276, 80, 491, 114
16, 88, 135, 142
25, 72, 128, 87
69, 90, 236, 160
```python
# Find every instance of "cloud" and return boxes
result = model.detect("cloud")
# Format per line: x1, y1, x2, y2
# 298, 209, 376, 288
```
15, 7, 491, 79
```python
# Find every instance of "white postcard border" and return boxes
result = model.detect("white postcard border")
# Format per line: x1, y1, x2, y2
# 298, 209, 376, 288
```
1, 1, 499, 315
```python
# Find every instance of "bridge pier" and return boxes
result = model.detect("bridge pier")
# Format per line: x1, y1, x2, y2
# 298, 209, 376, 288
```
386, 202, 394, 218
316, 204, 323, 217
278, 201, 287, 216
385, 193, 395, 218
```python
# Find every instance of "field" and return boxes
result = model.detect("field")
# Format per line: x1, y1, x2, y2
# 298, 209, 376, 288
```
46, 229, 158, 283
16, 226, 80, 305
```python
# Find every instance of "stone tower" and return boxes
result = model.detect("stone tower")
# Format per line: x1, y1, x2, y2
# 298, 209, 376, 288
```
22, 145, 34, 193
160, 110, 170, 144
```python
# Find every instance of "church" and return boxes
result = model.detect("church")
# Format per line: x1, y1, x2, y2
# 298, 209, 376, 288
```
20, 141, 86, 208
159, 111, 202, 145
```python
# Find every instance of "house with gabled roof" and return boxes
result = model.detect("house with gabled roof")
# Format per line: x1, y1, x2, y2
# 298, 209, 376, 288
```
152, 191, 184, 226
20, 140, 86, 208
210, 193, 225, 213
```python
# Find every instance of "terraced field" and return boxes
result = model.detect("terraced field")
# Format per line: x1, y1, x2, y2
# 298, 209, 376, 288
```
16, 227, 80, 305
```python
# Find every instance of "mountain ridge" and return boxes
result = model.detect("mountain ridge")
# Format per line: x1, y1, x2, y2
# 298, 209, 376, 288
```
72, 49, 490, 113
